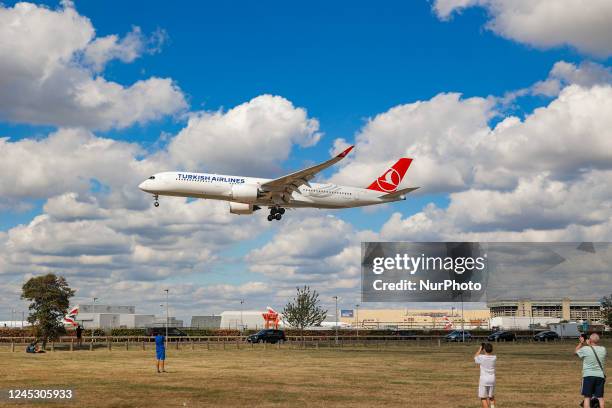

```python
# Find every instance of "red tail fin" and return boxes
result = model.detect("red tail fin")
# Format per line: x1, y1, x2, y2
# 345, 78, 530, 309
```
366, 158, 412, 193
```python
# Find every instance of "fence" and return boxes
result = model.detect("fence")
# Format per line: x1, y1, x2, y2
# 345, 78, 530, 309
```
0, 334, 593, 352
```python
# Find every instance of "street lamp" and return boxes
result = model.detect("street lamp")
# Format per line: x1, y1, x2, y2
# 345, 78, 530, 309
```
164, 289, 169, 347
332, 296, 339, 345
460, 293, 465, 342
11, 309, 15, 328
92, 297, 98, 330
355, 304, 360, 337
240, 299, 244, 332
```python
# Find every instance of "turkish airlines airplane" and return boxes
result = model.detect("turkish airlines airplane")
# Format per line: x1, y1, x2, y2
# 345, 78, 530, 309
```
138, 146, 418, 221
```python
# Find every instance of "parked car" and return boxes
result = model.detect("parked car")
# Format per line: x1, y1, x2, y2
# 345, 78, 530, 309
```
145, 327, 187, 337
487, 331, 516, 342
445, 330, 472, 342
246, 329, 286, 344
391, 330, 419, 339
533, 330, 560, 342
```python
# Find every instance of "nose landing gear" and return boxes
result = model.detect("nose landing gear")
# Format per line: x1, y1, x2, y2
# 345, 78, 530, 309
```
267, 207, 285, 221
153, 195, 160, 207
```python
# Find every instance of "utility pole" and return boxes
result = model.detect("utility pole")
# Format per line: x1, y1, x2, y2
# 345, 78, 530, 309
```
11, 309, 14, 328
164, 289, 169, 348
21, 311, 25, 328
333, 296, 339, 345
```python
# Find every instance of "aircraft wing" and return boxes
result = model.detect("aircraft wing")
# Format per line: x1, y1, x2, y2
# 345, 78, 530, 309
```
260, 145, 354, 194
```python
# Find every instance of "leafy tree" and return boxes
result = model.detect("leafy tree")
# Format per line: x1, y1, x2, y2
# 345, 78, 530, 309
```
282, 286, 327, 344
21, 274, 75, 349
602, 294, 612, 328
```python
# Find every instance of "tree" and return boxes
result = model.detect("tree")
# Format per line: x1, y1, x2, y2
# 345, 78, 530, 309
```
21, 274, 75, 349
282, 286, 327, 344
602, 294, 612, 328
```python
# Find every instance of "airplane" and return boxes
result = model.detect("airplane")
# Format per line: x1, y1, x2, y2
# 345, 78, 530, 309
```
138, 145, 418, 221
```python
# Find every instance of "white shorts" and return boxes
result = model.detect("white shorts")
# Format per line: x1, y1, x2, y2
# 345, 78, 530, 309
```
478, 384, 495, 399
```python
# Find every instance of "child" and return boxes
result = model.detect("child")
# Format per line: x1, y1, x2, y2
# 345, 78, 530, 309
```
475, 343, 497, 408
155, 333, 166, 373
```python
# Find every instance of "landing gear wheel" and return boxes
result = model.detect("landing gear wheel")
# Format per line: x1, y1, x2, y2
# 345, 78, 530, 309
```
154, 201, 160, 207
270, 208, 278, 216
279, 208, 285, 215
153, 194, 160, 207
267, 215, 274, 222
275, 213, 282, 221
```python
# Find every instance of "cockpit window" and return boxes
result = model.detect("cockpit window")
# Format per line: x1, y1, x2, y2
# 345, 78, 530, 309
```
149, 176, 156, 180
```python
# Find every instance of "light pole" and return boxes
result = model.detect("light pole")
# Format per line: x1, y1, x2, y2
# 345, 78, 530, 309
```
460, 293, 465, 342
21, 311, 25, 329
92, 297, 98, 330
333, 296, 339, 345
240, 299, 244, 332
164, 289, 169, 347
355, 304, 360, 337
11, 309, 15, 328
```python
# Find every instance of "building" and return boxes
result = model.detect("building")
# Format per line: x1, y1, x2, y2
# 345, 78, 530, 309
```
72, 304, 181, 329
219, 311, 269, 330
488, 298, 603, 323
489, 316, 561, 330
191, 315, 222, 328
338, 308, 491, 330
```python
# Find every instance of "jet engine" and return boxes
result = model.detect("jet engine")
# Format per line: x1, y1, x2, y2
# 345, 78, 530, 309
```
229, 202, 261, 215
230, 184, 261, 202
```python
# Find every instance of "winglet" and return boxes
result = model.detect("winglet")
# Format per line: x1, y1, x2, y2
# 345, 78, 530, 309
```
336, 145, 354, 158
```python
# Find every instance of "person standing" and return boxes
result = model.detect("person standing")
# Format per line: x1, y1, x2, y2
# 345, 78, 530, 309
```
474, 343, 497, 408
576, 333, 607, 408
76, 325, 83, 347
155, 333, 166, 373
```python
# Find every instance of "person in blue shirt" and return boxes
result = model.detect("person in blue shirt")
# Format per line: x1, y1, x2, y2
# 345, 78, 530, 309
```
155, 334, 166, 373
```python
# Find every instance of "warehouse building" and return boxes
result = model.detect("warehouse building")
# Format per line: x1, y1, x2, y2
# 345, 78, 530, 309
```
72, 304, 182, 329
488, 298, 602, 323
191, 315, 222, 329
219, 311, 271, 330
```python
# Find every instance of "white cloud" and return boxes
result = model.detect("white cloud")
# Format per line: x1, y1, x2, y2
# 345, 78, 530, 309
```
83, 26, 167, 72
503, 61, 612, 102
0, 128, 150, 205
433, 0, 612, 57
0, 2, 186, 129
329, 93, 496, 192
375, 84, 612, 242
167, 95, 321, 175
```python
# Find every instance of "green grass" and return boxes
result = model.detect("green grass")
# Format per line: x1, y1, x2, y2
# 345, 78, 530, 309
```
0, 341, 608, 407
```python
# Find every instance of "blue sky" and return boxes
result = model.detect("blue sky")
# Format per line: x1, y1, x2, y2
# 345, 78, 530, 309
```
1, 0, 611, 320
0, 0, 588, 232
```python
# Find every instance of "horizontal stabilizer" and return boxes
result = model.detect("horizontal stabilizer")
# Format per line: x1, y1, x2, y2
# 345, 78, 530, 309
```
379, 187, 419, 199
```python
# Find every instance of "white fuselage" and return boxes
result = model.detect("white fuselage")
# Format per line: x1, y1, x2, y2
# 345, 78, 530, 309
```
138, 171, 403, 209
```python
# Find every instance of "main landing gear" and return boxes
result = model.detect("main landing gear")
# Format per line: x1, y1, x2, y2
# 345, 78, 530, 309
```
267, 207, 285, 221
153, 194, 160, 207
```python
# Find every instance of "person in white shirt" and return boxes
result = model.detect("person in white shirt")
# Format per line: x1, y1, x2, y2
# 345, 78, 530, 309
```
475, 343, 497, 408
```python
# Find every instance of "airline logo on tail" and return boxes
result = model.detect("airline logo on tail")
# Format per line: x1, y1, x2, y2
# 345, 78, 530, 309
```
64, 306, 79, 327
367, 158, 413, 193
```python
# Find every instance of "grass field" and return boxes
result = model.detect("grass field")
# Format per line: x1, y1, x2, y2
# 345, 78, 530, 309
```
0, 341, 609, 407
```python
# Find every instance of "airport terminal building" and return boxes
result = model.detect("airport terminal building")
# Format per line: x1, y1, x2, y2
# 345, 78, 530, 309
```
487, 298, 603, 323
